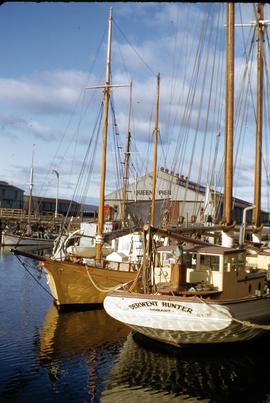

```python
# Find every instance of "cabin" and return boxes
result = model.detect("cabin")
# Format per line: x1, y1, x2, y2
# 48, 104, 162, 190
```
157, 244, 266, 300
155, 244, 265, 298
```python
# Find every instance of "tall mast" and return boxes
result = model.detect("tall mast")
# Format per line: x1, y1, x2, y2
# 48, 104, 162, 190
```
121, 81, 132, 224
151, 73, 160, 226
28, 143, 35, 223
96, 8, 112, 261
253, 3, 264, 229
224, 3, 234, 225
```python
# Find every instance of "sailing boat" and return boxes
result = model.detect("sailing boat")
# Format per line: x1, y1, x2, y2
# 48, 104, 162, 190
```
104, 4, 270, 345
2, 144, 56, 247
12, 8, 143, 308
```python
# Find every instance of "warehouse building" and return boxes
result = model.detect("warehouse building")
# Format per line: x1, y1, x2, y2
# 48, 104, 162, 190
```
0, 181, 24, 209
105, 167, 270, 227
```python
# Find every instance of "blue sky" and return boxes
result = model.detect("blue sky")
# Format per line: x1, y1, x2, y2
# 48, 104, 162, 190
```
1, 3, 270, 211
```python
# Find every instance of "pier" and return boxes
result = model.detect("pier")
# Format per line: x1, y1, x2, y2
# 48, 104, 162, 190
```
0, 208, 81, 233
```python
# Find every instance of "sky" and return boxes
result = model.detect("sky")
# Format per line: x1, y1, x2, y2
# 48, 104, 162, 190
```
1, 2, 270, 211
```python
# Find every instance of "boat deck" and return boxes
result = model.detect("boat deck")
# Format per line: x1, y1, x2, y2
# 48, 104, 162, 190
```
158, 288, 222, 298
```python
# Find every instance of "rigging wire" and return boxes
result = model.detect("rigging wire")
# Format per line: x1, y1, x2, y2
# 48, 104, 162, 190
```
109, 90, 124, 204
34, 27, 108, 204
60, 101, 104, 230
112, 17, 157, 77
193, 5, 223, 219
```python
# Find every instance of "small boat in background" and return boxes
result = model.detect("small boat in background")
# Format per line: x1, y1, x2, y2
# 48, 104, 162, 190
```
1, 230, 57, 247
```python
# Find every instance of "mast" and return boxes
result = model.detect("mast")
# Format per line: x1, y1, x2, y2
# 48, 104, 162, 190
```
96, 8, 112, 261
151, 73, 160, 226
224, 3, 234, 226
121, 82, 132, 224
253, 3, 264, 230
28, 144, 35, 223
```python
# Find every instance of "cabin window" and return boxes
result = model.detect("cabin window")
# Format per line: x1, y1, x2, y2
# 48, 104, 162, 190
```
238, 253, 245, 271
224, 254, 244, 272
224, 256, 236, 271
200, 255, 219, 271
231, 256, 238, 271
183, 253, 192, 268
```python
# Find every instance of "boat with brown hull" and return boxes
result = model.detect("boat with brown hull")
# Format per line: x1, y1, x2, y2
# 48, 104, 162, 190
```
41, 257, 138, 307
12, 246, 138, 308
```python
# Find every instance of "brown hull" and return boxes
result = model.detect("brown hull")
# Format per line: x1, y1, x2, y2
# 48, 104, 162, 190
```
42, 258, 136, 307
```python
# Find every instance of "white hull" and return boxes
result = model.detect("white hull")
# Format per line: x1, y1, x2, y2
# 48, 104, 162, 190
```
66, 245, 113, 257
1, 233, 55, 247
104, 293, 270, 344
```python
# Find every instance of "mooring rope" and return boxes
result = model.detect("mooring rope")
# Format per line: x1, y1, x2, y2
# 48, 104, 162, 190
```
194, 294, 270, 331
15, 255, 55, 299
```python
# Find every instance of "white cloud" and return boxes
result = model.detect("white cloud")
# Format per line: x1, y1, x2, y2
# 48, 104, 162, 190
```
1, 3, 270, 209
0, 113, 59, 141
0, 70, 95, 115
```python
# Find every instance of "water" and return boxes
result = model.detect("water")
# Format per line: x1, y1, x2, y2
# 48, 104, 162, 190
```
1, 247, 270, 402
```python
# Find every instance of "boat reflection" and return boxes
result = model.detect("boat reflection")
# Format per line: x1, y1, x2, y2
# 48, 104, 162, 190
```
38, 305, 130, 401
39, 305, 130, 362
101, 332, 270, 402
0, 245, 52, 258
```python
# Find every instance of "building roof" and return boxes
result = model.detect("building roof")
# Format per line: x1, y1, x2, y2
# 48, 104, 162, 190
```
24, 195, 80, 206
0, 181, 24, 192
81, 204, 98, 213
106, 168, 269, 214
157, 242, 245, 255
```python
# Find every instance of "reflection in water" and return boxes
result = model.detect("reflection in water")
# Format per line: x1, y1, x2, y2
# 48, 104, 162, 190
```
0, 245, 52, 257
38, 305, 130, 401
3, 246, 270, 402
39, 305, 130, 360
102, 332, 270, 402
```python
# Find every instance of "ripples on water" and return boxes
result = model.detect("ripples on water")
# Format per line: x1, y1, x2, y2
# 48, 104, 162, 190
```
1, 246, 270, 402
0, 247, 128, 402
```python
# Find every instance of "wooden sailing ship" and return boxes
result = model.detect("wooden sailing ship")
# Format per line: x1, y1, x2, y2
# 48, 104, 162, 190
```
104, 4, 270, 345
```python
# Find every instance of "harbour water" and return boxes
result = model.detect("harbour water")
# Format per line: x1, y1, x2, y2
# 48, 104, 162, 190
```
1, 246, 270, 402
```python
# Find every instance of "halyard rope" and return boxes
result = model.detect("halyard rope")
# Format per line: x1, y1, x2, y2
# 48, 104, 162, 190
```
15, 255, 55, 299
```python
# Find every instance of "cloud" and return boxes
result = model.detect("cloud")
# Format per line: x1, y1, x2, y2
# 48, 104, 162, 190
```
0, 112, 58, 141
0, 69, 94, 115
1, 4, 269, 209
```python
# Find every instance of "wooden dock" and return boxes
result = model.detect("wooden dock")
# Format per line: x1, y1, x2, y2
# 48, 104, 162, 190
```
0, 208, 81, 232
